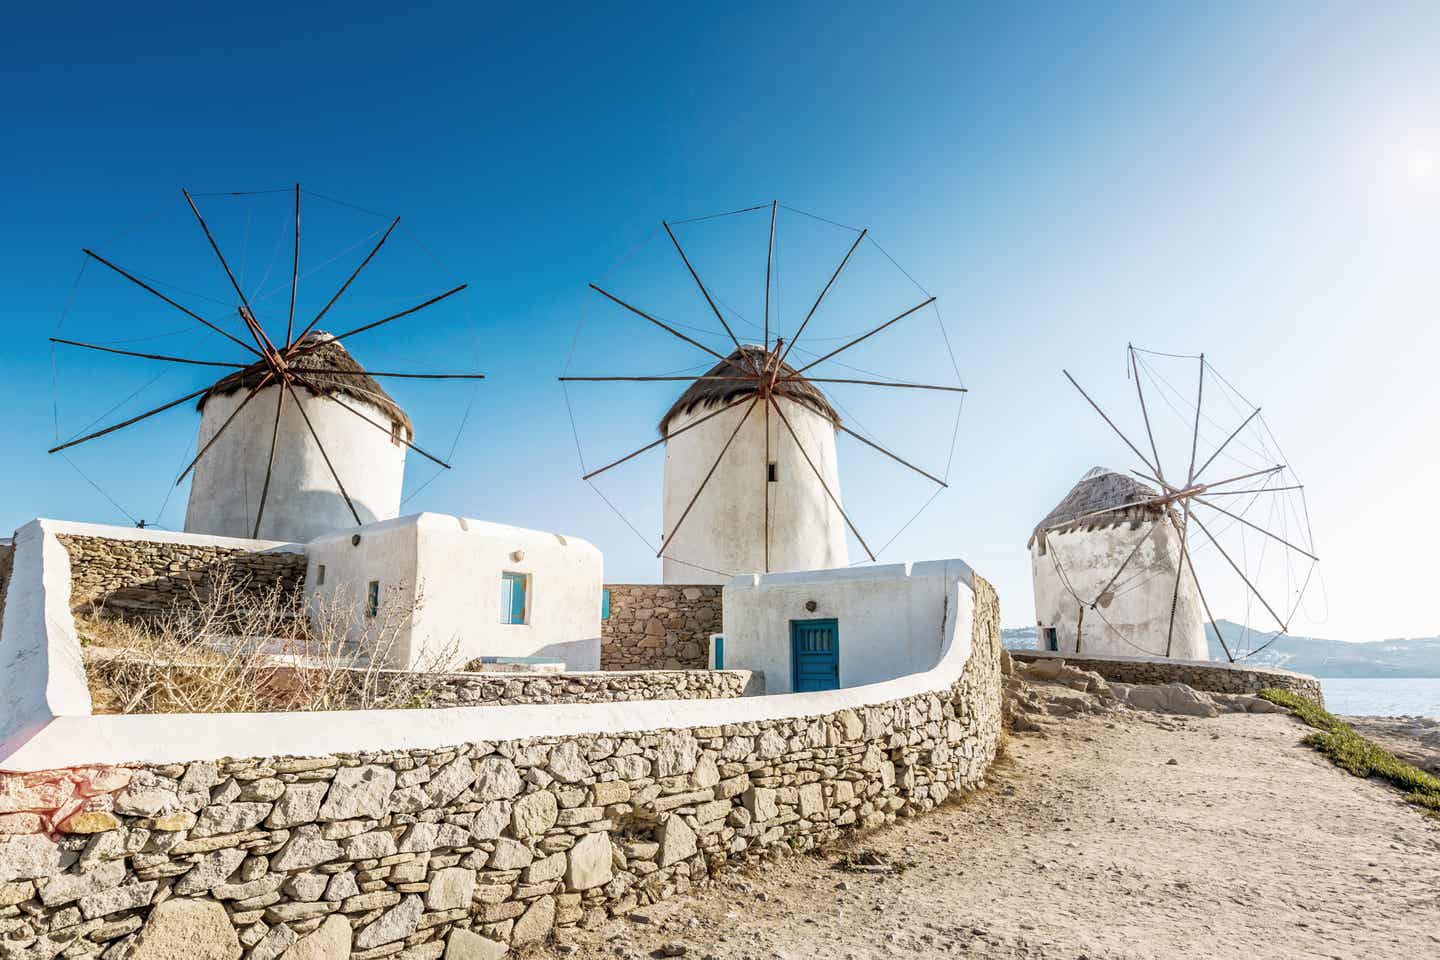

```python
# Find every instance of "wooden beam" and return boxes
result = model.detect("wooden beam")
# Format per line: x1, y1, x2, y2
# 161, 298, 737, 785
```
251, 386, 288, 538
656, 396, 759, 559
776, 228, 866, 370
292, 216, 400, 346
835, 421, 947, 487
50, 338, 246, 369
47, 384, 215, 454
289, 376, 451, 469
286, 183, 300, 347
1064, 369, 1160, 478
580, 394, 752, 481
323, 284, 468, 346
175, 375, 274, 484
664, 220, 744, 354
772, 397, 875, 561
764, 200, 777, 352
284, 379, 362, 526
182, 188, 280, 358
789, 296, 935, 375
781, 376, 966, 393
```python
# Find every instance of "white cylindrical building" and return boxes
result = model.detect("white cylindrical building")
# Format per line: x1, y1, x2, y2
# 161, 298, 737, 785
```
660, 346, 848, 584
184, 333, 410, 544
1029, 467, 1208, 660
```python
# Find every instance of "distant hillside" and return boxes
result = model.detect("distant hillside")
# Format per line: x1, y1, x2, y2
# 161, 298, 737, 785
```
1001, 622, 1440, 678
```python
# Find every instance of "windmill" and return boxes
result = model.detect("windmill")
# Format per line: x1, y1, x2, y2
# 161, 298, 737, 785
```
47, 185, 483, 542
560, 201, 966, 583
1031, 345, 1319, 662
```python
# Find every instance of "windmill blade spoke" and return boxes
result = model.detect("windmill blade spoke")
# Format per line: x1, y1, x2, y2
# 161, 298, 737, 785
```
790, 296, 936, 376
286, 183, 300, 347
1165, 504, 1191, 656
1129, 344, 1166, 482
657, 396, 759, 559
781, 376, 966, 394
1202, 464, 1285, 489
764, 200, 777, 352
182, 188, 279, 357
175, 375, 273, 484
48, 384, 215, 454
1184, 353, 1205, 484
763, 395, 771, 572
588, 284, 748, 374
1063, 370, 1160, 478
1169, 513, 1235, 663
1193, 406, 1262, 482
1189, 511, 1289, 633
580, 394, 752, 482
293, 216, 401, 346
252, 386, 288, 538
1203, 484, 1305, 496
776, 228, 867, 370
50, 338, 246, 369
560, 375, 754, 383
290, 375, 451, 469
1090, 520, 1164, 605
301, 368, 486, 380
835, 422, 947, 487
82, 249, 261, 357
772, 397, 875, 561
1193, 495, 1319, 561
284, 379, 362, 526
664, 220, 744, 354
322, 284, 468, 346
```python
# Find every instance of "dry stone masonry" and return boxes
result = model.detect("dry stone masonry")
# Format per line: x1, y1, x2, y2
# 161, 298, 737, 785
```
421, 669, 756, 708
59, 535, 307, 620
1011, 650, 1323, 704
0, 579, 1001, 960
600, 585, 721, 670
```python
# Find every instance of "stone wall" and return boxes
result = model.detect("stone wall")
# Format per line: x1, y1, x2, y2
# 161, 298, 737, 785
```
0, 578, 1001, 960
1011, 650, 1324, 703
600, 584, 721, 670
424, 669, 756, 708
59, 535, 307, 620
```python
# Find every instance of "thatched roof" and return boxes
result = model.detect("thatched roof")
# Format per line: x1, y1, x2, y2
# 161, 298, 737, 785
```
1028, 467, 1168, 548
658, 345, 840, 436
198, 332, 413, 436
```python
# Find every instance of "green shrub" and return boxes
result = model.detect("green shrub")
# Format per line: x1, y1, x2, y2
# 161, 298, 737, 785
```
1258, 688, 1440, 815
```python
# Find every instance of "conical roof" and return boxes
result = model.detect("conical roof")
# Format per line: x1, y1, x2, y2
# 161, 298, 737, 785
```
1028, 466, 1167, 547
658, 345, 840, 436
197, 332, 413, 436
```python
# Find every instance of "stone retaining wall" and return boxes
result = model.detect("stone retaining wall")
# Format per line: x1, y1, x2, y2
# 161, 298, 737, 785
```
600, 584, 721, 670
60, 535, 307, 620
409, 669, 758, 708
1011, 650, 1323, 704
0, 578, 1000, 960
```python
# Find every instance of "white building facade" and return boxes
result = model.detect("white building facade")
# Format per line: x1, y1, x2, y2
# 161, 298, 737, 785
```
304, 513, 603, 671
1029, 467, 1207, 660
660, 346, 849, 584
184, 334, 407, 544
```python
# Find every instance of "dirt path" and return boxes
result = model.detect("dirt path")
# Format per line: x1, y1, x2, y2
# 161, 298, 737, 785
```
547, 713, 1440, 960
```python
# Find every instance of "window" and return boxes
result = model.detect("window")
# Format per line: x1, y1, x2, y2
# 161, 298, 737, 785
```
501, 572, 529, 625
767, 461, 778, 483
1042, 626, 1058, 652
316, 564, 326, 586
366, 580, 380, 619
601, 588, 611, 621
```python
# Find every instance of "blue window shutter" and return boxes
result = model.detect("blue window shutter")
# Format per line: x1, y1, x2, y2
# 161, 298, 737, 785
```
601, 589, 611, 621
512, 575, 527, 624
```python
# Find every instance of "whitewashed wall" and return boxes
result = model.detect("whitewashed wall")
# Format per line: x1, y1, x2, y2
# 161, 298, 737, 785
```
720, 561, 966, 693
306, 514, 603, 671
185, 385, 406, 543
1030, 520, 1207, 659
661, 396, 848, 584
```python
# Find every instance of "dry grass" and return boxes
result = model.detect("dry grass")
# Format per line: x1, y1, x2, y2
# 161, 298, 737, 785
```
79, 569, 463, 714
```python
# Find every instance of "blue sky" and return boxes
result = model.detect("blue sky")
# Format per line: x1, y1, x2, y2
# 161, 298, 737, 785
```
4, 2, 1439, 642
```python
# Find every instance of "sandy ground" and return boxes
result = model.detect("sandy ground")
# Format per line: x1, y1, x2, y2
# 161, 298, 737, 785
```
547, 711, 1440, 960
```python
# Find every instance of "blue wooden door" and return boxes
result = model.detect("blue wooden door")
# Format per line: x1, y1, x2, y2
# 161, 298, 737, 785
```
791, 619, 839, 692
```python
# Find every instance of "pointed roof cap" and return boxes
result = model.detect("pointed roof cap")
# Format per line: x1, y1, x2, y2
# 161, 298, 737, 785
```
658, 345, 840, 436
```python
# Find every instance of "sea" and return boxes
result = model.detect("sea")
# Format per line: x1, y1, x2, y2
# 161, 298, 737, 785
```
1319, 678, 1440, 717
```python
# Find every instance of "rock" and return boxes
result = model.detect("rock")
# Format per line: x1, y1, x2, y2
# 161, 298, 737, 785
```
1025, 658, 1065, 681
564, 833, 613, 891
249, 922, 297, 960
797, 783, 824, 819
80, 880, 158, 920
424, 758, 476, 806
424, 867, 475, 911
129, 898, 241, 960
279, 915, 351, 960
1122, 683, 1220, 718
58, 810, 123, 834
318, 766, 396, 821
398, 823, 439, 853
267, 783, 328, 829
283, 872, 329, 901
472, 758, 523, 801
38, 858, 125, 906
511, 894, 555, 945
114, 787, 181, 818
653, 733, 699, 777
342, 831, 397, 860
546, 742, 593, 783
174, 847, 247, 896
192, 803, 271, 838
510, 793, 558, 838
658, 944, 688, 957
656, 815, 696, 868
443, 928, 507, 960
354, 894, 423, 949
487, 838, 532, 870
741, 787, 778, 823
323, 872, 359, 903
522, 851, 566, 885
471, 801, 510, 840
270, 826, 342, 873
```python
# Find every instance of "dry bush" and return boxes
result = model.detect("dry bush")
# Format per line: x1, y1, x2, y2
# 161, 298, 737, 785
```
80, 568, 463, 714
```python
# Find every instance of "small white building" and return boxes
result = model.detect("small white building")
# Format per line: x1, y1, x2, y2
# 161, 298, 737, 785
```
1029, 467, 1207, 660
661, 345, 848, 584
719, 561, 970, 693
305, 513, 603, 671
185, 332, 408, 544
